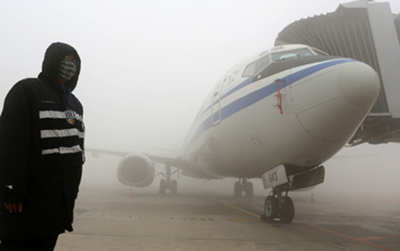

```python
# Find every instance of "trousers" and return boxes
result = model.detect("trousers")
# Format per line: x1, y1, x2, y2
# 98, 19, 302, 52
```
0, 236, 58, 251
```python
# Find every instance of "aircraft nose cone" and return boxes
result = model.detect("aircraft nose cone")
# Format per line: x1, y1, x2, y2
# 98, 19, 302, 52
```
337, 62, 380, 106
291, 60, 380, 143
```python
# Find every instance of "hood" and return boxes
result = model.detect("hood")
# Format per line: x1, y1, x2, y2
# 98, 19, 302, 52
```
38, 42, 81, 91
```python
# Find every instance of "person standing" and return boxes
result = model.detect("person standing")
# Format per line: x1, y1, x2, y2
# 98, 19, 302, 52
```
0, 42, 85, 250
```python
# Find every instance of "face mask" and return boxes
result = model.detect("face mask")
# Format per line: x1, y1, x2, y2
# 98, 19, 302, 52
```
58, 60, 77, 80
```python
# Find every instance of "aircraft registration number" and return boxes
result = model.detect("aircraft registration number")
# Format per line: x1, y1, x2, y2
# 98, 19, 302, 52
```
262, 165, 289, 189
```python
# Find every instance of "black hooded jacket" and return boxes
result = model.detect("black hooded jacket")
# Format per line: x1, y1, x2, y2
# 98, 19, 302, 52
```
0, 42, 84, 239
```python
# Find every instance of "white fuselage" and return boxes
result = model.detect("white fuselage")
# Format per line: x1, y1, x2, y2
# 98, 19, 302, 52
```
180, 44, 380, 179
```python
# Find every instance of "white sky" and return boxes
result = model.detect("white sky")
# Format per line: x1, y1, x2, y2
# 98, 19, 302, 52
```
0, 0, 398, 150
1, 1, 400, 193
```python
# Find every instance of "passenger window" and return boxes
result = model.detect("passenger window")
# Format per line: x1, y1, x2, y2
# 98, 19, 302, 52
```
242, 62, 257, 77
256, 55, 271, 73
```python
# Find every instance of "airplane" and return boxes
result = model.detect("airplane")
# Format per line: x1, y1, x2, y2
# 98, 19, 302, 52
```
91, 44, 380, 223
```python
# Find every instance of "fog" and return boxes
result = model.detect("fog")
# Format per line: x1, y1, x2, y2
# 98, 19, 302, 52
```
1, 1, 400, 200
81, 142, 400, 199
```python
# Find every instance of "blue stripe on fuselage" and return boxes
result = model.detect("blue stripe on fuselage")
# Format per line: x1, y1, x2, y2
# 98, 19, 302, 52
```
183, 58, 355, 152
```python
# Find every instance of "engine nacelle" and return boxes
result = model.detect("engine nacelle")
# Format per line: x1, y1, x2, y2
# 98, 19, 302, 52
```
117, 153, 155, 187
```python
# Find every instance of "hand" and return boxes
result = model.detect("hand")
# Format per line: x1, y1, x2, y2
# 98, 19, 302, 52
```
4, 203, 23, 213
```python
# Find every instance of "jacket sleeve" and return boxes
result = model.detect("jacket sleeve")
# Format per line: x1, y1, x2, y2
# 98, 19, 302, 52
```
0, 81, 35, 203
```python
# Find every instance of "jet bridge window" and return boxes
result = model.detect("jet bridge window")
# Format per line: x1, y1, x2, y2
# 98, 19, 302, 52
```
272, 48, 313, 61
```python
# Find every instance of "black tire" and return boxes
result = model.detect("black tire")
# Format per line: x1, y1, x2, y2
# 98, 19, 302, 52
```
264, 196, 279, 223
244, 182, 254, 197
280, 197, 295, 223
159, 179, 167, 195
234, 182, 242, 197
171, 180, 178, 195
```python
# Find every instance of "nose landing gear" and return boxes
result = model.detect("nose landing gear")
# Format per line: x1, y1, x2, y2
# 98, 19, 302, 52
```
261, 165, 325, 223
262, 188, 295, 223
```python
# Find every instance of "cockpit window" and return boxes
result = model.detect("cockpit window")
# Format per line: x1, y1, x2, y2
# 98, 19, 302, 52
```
256, 55, 271, 73
242, 61, 257, 77
242, 47, 324, 77
271, 48, 313, 61
243, 55, 272, 77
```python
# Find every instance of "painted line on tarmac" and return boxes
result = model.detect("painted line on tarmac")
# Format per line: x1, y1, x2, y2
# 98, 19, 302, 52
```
205, 194, 397, 250
229, 219, 259, 222
300, 221, 397, 251
359, 235, 400, 241
77, 213, 214, 221
202, 194, 260, 219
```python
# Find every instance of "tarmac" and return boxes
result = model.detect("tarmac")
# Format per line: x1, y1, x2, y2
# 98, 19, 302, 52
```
55, 186, 400, 251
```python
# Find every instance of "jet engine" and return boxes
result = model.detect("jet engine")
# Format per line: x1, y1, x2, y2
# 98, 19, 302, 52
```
117, 153, 155, 187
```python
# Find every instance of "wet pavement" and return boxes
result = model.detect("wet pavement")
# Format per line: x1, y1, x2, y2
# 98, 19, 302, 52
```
55, 186, 400, 250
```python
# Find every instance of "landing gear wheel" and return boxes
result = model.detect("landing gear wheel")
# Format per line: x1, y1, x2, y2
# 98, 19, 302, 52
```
159, 165, 180, 195
264, 196, 279, 223
234, 182, 242, 197
280, 197, 295, 223
171, 180, 178, 195
159, 179, 167, 195
244, 182, 254, 197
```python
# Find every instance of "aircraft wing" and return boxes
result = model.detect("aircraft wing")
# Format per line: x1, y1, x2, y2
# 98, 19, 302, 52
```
86, 147, 210, 182
86, 147, 185, 166
86, 148, 128, 157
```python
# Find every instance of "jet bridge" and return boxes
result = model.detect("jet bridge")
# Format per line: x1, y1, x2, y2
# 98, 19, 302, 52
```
275, 0, 400, 146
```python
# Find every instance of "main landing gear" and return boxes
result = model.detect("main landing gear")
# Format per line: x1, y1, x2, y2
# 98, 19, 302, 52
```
159, 165, 178, 195
262, 187, 294, 223
234, 178, 254, 197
